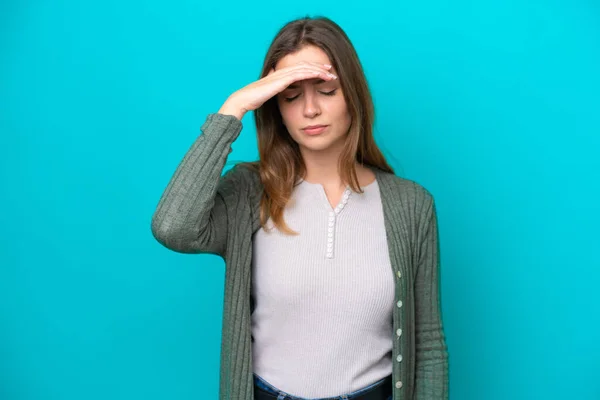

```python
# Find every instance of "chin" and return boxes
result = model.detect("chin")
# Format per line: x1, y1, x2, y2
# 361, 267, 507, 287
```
300, 138, 345, 153
290, 127, 346, 150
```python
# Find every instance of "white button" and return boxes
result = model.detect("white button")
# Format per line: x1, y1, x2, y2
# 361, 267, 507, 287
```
395, 381, 403, 389
339, 203, 344, 209
396, 354, 403, 362
396, 271, 402, 278
397, 300, 403, 308
396, 328, 402, 336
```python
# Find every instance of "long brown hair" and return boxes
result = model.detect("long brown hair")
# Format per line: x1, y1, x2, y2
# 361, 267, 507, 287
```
239, 16, 394, 235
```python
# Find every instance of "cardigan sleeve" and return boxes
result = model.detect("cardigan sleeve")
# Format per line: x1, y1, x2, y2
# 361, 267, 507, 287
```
150, 113, 246, 258
414, 193, 449, 399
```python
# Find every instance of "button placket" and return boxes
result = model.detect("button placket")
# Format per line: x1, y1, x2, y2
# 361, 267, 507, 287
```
325, 188, 351, 259
326, 211, 335, 258
395, 265, 404, 391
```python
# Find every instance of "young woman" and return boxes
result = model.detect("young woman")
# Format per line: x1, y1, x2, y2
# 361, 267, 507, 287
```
151, 16, 448, 400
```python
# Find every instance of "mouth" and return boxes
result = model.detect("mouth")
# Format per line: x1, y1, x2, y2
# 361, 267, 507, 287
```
302, 125, 329, 135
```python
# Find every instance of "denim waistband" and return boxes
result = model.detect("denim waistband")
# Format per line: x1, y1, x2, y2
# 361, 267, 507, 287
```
253, 373, 392, 400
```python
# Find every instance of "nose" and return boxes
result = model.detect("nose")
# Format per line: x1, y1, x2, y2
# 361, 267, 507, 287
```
302, 90, 321, 118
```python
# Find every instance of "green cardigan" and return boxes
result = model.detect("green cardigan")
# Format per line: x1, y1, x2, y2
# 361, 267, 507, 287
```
151, 113, 449, 399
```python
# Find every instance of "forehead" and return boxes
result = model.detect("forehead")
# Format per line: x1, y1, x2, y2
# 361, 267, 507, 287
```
275, 45, 333, 70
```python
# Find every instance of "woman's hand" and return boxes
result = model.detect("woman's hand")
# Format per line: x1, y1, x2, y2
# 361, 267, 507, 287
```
218, 62, 337, 120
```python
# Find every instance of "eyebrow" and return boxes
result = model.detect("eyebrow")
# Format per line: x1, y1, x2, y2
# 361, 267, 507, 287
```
286, 79, 327, 90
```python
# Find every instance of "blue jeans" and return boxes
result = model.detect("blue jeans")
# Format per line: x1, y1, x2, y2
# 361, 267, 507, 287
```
253, 373, 393, 400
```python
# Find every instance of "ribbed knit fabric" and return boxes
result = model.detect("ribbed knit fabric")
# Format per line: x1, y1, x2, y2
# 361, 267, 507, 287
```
151, 113, 449, 400
251, 178, 394, 398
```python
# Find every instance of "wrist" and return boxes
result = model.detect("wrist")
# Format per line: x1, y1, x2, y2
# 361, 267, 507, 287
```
218, 99, 246, 121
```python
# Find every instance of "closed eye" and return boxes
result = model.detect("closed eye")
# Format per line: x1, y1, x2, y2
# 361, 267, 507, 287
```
284, 89, 337, 102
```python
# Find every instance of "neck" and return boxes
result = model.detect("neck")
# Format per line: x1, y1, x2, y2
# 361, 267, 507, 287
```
299, 140, 346, 187
301, 156, 372, 191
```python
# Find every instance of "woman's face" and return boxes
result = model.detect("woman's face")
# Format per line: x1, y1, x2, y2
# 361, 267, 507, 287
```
275, 45, 351, 155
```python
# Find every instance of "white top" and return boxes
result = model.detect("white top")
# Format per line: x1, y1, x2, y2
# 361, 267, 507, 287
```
251, 177, 395, 398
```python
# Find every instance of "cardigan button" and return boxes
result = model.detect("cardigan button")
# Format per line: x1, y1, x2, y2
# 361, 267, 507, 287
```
396, 300, 403, 308
396, 328, 402, 336
395, 381, 403, 389
396, 354, 403, 362
396, 271, 402, 278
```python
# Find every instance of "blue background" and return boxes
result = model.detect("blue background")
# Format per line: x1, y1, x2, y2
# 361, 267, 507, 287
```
1, 1, 599, 399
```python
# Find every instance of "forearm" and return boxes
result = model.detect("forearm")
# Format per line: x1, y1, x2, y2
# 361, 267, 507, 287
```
151, 113, 243, 255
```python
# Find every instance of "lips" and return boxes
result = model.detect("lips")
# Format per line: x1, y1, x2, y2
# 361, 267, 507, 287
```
302, 125, 328, 135
303, 125, 327, 130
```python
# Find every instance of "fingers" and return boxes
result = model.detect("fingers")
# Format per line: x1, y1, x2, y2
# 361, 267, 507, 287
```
271, 61, 334, 77
273, 62, 337, 86
257, 62, 337, 101
290, 69, 337, 82
285, 68, 338, 85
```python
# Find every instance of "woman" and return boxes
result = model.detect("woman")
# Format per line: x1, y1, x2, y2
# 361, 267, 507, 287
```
151, 16, 448, 400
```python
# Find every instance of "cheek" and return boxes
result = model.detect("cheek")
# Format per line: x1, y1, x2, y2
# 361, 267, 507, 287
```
279, 103, 302, 124
277, 101, 292, 124
328, 97, 350, 120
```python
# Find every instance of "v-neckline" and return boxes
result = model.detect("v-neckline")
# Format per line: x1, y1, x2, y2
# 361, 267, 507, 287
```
298, 174, 378, 213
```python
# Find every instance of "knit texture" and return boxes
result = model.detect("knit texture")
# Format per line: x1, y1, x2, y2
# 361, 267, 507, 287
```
151, 113, 449, 399
251, 178, 394, 397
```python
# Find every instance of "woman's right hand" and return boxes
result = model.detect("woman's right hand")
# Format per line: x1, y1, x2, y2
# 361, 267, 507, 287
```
218, 62, 337, 120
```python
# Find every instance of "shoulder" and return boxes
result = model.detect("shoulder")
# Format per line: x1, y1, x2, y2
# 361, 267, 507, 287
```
220, 161, 263, 198
230, 161, 261, 183
374, 169, 437, 241
374, 168, 434, 210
